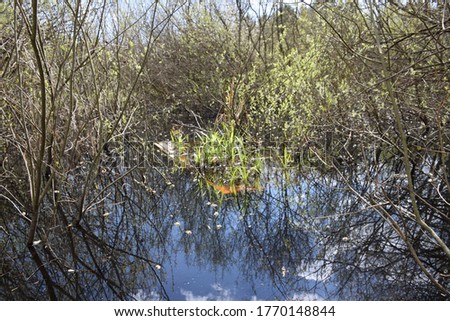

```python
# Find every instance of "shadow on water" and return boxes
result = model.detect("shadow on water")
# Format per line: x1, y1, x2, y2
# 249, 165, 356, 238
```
1, 153, 449, 300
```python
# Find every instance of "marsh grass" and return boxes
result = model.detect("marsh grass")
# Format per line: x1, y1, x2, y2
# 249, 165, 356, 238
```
169, 123, 266, 195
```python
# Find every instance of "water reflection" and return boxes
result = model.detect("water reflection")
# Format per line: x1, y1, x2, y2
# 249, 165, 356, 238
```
1, 161, 449, 300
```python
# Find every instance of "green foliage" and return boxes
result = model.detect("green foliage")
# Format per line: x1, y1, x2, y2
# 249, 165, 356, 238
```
243, 10, 350, 149
193, 124, 246, 168
0, 2, 12, 27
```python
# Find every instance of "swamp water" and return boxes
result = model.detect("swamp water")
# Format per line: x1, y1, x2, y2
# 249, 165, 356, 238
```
1, 158, 449, 300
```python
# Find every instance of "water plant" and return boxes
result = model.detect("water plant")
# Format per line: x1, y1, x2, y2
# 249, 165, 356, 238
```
168, 121, 263, 196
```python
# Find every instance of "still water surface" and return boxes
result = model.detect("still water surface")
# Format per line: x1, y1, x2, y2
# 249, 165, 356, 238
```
122, 167, 445, 301
1, 164, 448, 300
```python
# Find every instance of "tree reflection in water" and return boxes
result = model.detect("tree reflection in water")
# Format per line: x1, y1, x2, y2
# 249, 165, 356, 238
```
1, 160, 449, 300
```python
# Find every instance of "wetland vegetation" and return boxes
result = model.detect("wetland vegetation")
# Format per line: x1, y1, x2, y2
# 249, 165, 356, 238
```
1, 0, 449, 300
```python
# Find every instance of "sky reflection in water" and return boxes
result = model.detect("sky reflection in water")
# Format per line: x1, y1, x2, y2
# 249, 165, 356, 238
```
123, 167, 444, 301
2, 166, 447, 300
